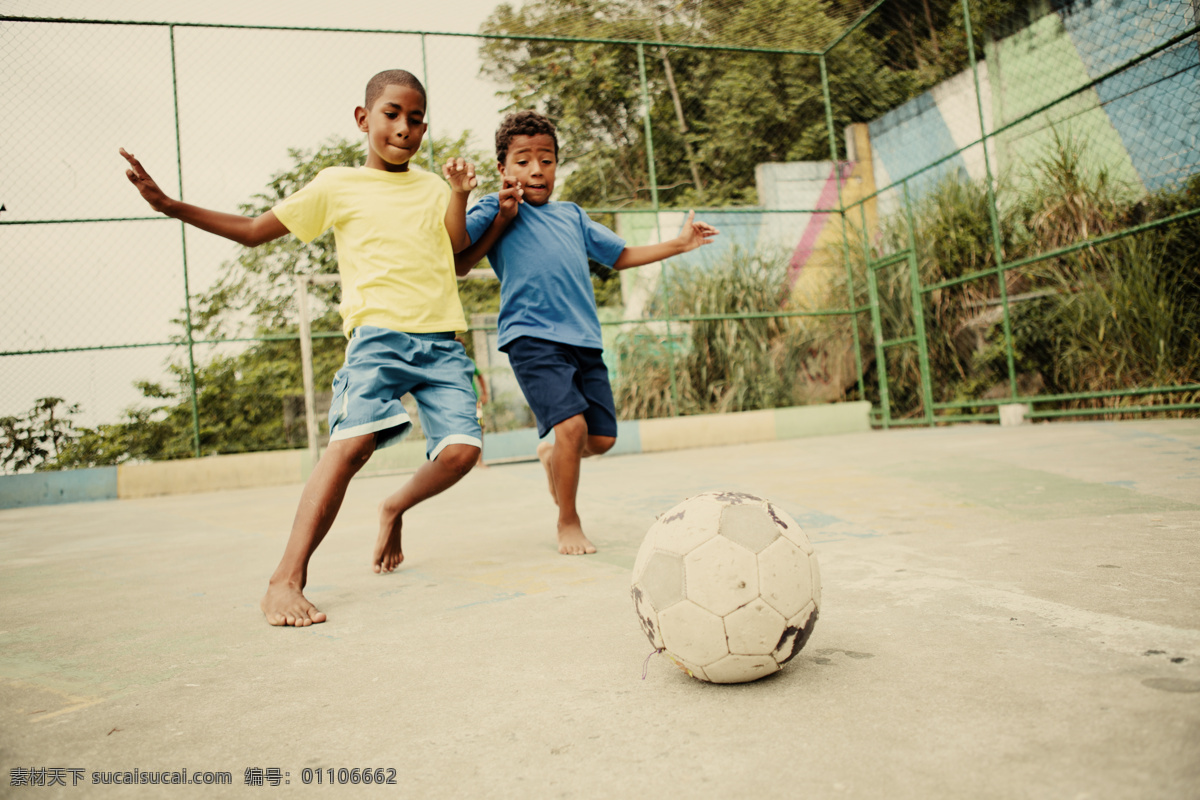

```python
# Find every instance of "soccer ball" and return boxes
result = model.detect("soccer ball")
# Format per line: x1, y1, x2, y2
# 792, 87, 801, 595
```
631, 491, 820, 684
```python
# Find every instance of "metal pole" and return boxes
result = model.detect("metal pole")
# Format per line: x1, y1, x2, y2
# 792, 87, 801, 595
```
296, 276, 320, 458
962, 0, 1017, 398
169, 26, 202, 458
421, 33, 437, 168
902, 184, 934, 423
860, 203, 890, 428
820, 53, 866, 401
637, 42, 680, 416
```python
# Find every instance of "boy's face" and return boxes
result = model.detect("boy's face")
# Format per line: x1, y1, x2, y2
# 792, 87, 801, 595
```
355, 84, 427, 173
498, 134, 557, 205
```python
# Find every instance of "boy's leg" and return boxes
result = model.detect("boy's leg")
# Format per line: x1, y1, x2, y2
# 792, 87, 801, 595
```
507, 337, 619, 555
542, 414, 614, 555
373, 443, 478, 572
261, 434, 376, 627
372, 333, 483, 572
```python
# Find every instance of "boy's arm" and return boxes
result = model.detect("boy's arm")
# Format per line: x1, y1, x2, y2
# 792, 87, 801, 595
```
442, 158, 478, 254
120, 148, 288, 247
613, 210, 719, 270
453, 176, 525, 277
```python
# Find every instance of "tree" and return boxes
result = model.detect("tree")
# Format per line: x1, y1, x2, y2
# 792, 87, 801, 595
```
478, 0, 922, 208
1, 397, 82, 473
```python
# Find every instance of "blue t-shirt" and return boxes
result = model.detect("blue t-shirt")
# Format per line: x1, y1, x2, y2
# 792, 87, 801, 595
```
465, 195, 626, 351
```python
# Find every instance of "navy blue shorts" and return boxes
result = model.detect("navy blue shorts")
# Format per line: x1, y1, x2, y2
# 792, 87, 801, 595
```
503, 336, 618, 440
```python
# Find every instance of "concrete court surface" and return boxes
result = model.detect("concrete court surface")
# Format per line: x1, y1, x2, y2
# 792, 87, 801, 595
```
1, 418, 1198, 799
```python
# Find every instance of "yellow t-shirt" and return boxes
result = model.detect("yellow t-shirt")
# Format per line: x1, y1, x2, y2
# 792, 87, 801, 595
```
272, 166, 467, 337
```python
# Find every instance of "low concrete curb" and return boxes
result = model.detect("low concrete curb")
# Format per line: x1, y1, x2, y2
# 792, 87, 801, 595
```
0, 402, 870, 508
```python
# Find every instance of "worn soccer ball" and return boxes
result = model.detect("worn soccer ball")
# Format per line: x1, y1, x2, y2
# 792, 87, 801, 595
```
631, 491, 821, 684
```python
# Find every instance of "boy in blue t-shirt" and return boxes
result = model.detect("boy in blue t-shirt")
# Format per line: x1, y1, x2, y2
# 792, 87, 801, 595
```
458, 111, 719, 555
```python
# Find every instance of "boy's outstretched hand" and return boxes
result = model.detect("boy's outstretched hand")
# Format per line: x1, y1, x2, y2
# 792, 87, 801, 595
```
120, 148, 173, 214
497, 174, 524, 222
678, 210, 720, 252
443, 158, 477, 193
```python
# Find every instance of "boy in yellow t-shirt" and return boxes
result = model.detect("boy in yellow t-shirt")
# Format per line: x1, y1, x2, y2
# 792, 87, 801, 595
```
121, 69, 482, 627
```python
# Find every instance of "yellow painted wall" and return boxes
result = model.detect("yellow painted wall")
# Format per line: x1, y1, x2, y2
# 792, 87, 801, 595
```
790, 123, 879, 308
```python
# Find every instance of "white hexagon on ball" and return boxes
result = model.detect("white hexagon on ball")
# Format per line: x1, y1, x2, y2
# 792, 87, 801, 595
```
773, 601, 819, 667
644, 494, 725, 556
758, 537, 814, 619
724, 599, 786, 656
632, 491, 821, 684
684, 536, 759, 616
658, 600, 729, 667
704, 654, 779, 684
767, 501, 814, 555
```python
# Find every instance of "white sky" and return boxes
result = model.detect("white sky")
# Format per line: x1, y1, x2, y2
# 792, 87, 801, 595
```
1, 0, 512, 429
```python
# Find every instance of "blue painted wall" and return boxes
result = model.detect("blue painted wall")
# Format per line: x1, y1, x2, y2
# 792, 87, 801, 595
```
0, 467, 118, 509
868, 91, 972, 199
1062, 0, 1200, 191
867, 0, 1198, 204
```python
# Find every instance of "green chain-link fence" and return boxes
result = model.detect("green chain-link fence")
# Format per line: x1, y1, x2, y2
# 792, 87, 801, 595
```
2, 0, 1197, 471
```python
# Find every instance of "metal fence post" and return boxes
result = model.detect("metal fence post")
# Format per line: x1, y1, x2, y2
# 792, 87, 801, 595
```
962, 0, 1017, 399
636, 42, 680, 416
902, 183, 935, 423
169, 25, 202, 457
296, 273, 341, 462
421, 33, 437, 169
295, 276, 319, 457
860, 203, 891, 428
820, 52, 867, 402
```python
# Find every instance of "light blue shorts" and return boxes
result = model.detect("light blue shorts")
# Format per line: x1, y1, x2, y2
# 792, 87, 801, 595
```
328, 326, 482, 460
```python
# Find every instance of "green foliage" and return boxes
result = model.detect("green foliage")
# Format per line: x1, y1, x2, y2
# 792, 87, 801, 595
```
829, 130, 1200, 420
592, 270, 623, 308
611, 248, 818, 418
479, 0, 960, 209
48, 329, 350, 468
1, 398, 81, 473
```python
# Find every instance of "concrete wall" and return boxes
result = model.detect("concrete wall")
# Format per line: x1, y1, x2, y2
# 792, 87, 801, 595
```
0, 402, 870, 508
985, 9, 1142, 196
615, 0, 1197, 317
615, 157, 864, 315
0, 467, 118, 509
867, 63, 993, 219
1007, 0, 1200, 193
867, 0, 1199, 205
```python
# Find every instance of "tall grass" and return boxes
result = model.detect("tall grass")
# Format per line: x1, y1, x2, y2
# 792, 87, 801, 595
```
1022, 230, 1200, 399
610, 129, 1198, 422
611, 248, 822, 418
831, 128, 1200, 419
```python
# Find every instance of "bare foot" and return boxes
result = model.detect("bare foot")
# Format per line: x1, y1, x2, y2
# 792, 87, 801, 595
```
557, 520, 597, 555
537, 441, 558, 505
374, 500, 405, 573
261, 583, 326, 626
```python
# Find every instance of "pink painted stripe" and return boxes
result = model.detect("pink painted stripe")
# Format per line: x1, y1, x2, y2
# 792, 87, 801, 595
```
788, 162, 854, 286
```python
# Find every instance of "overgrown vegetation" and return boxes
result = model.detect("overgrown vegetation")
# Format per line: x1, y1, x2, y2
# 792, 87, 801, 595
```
4, 1, 1195, 472
479, 0, 987, 209
603, 129, 1198, 423
611, 249, 829, 418
837, 130, 1200, 420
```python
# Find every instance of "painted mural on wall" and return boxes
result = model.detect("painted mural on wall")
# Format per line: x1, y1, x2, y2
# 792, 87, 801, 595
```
615, 0, 1199, 316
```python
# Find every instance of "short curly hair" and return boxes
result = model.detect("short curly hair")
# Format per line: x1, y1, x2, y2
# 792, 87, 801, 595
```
495, 110, 558, 164
364, 69, 426, 110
